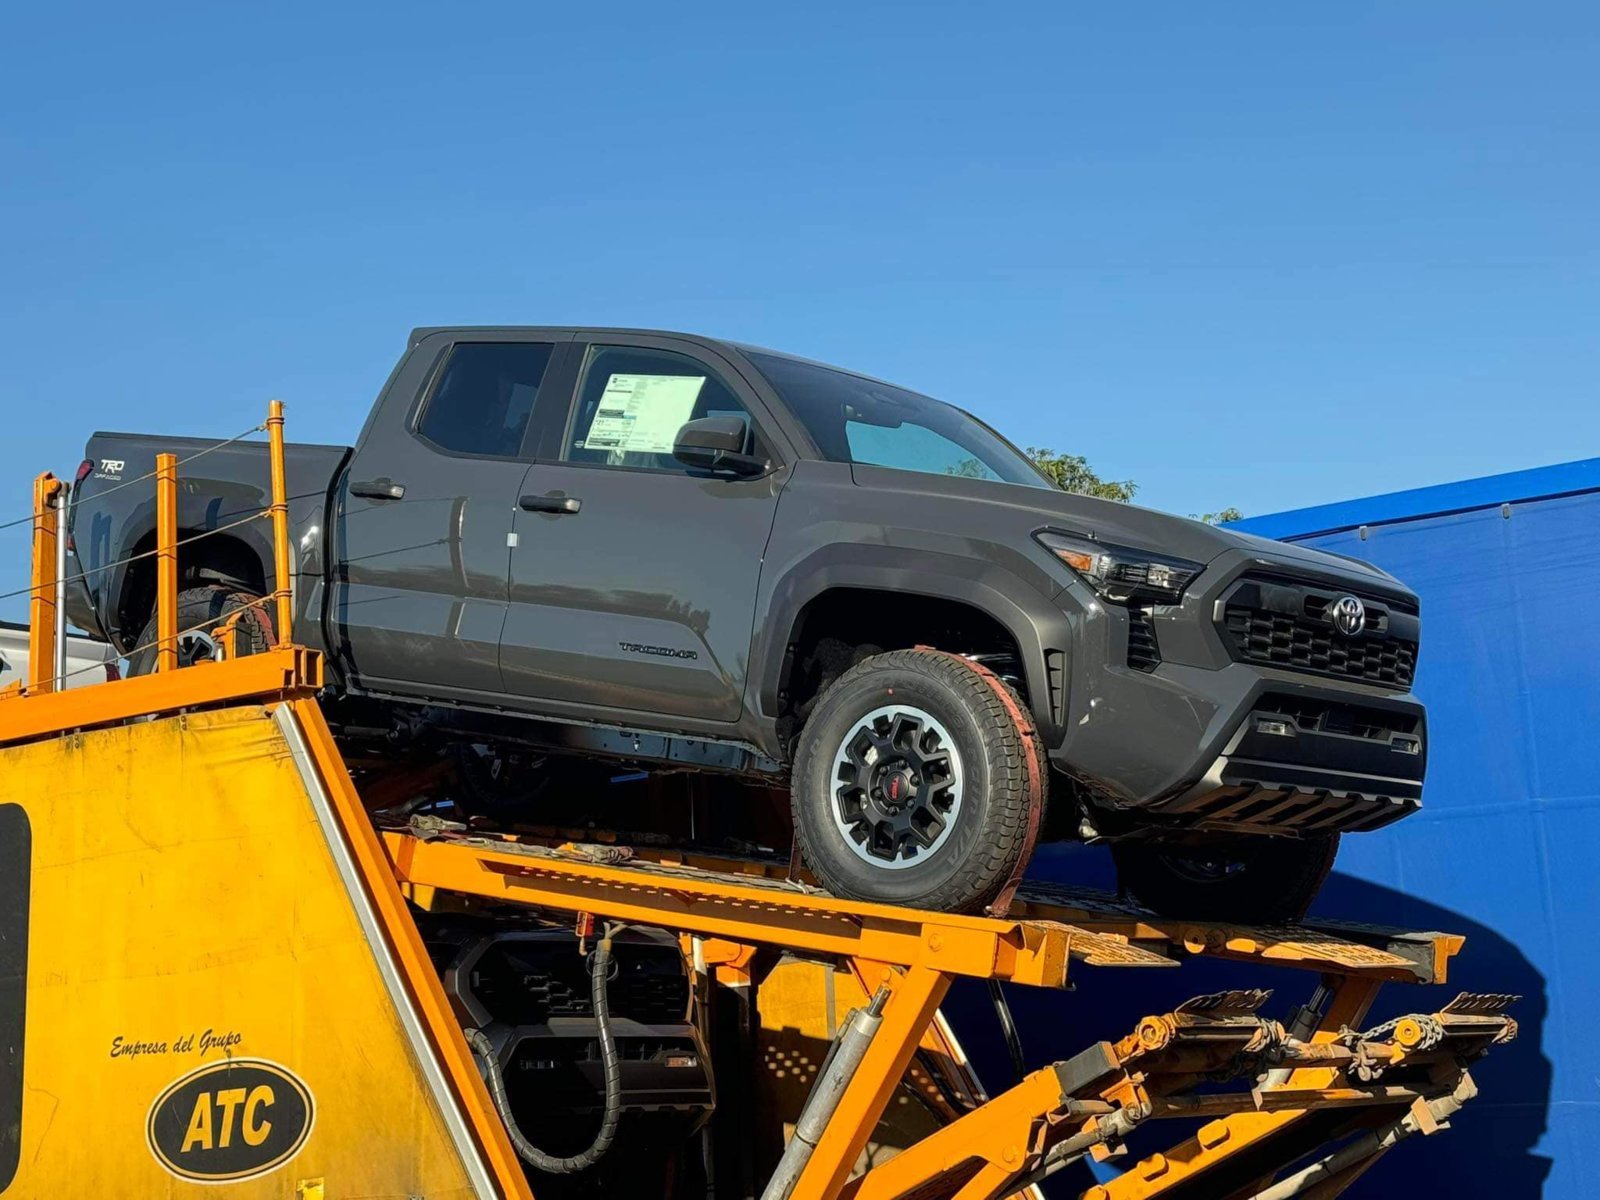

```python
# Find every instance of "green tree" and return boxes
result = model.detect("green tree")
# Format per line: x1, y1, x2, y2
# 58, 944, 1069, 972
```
1024, 448, 1138, 501
1025, 447, 1241, 523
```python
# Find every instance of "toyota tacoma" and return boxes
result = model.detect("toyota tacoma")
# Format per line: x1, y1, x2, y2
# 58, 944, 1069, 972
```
65, 327, 1426, 918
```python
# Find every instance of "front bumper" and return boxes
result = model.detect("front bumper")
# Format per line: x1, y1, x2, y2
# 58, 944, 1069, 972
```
1046, 547, 1426, 835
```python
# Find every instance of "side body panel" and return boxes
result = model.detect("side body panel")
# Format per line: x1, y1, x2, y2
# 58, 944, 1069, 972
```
502, 335, 793, 726
504, 463, 786, 722
327, 332, 575, 698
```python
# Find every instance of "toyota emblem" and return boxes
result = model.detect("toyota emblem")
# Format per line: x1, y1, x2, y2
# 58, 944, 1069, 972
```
1328, 595, 1366, 636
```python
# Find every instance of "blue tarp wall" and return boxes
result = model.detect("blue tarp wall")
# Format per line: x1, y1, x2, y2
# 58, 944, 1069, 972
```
949, 458, 1599, 1197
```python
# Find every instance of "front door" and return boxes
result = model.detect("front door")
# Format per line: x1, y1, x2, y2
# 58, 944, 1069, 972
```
502, 339, 786, 724
331, 334, 571, 700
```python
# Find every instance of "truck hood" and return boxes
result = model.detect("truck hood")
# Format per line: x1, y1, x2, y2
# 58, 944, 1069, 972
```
848, 465, 1409, 597
1024, 489, 1392, 580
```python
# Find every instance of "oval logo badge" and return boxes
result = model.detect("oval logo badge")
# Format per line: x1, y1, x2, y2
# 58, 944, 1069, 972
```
1328, 594, 1367, 637
146, 1059, 314, 1182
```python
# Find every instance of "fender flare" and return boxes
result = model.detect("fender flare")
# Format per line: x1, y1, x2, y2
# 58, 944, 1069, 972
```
101, 503, 277, 652
750, 545, 1076, 742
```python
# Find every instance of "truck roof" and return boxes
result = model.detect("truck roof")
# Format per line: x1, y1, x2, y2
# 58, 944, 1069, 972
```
409, 325, 745, 350
405, 326, 915, 391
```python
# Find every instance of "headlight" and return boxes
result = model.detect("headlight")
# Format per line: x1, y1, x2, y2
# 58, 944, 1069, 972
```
1034, 531, 1202, 604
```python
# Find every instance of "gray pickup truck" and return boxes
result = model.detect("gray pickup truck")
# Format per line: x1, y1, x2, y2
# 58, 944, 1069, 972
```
66, 327, 1426, 916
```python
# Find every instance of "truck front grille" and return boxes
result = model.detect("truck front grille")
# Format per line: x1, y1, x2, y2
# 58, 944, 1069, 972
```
1257, 694, 1420, 743
1219, 575, 1418, 690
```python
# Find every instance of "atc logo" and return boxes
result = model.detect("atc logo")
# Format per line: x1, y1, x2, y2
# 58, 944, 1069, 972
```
147, 1059, 314, 1182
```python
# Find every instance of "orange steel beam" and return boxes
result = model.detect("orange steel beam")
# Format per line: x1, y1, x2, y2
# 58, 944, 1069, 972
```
26, 472, 63, 693
1086, 975, 1383, 1200
266, 399, 293, 644
789, 964, 952, 1200
384, 832, 1076, 986
848, 1064, 1065, 1200
284, 698, 534, 1200
428, 834, 1461, 984
155, 452, 179, 672
0, 646, 323, 747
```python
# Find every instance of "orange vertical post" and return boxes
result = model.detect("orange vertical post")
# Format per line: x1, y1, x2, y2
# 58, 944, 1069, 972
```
155, 452, 179, 672
267, 399, 293, 645
26, 472, 64, 693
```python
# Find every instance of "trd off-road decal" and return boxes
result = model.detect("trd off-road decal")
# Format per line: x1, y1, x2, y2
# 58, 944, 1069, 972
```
0, 805, 28, 1193
146, 1059, 314, 1183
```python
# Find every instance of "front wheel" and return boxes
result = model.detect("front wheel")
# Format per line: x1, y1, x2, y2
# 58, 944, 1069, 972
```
790, 648, 1045, 914
1111, 835, 1340, 923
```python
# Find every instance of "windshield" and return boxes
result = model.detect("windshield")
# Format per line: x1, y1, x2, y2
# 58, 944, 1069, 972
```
746, 352, 1051, 489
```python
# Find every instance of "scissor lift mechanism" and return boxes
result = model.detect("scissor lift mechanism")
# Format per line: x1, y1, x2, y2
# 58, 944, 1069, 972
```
0, 412, 1517, 1199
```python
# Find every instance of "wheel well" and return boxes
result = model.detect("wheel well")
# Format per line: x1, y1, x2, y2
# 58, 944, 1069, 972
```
776, 588, 1028, 743
117, 532, 267, 640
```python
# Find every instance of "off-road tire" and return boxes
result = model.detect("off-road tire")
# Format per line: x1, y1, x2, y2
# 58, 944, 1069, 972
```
791, 648, 1045, 914
1111, 834, 1341, 923
127, 586, 273, 675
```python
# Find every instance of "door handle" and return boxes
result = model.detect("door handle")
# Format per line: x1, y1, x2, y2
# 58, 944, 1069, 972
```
350, 477, 406, 500
520, 493, 581, 515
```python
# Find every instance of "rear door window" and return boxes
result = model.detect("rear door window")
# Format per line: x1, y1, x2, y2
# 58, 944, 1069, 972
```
415, 342, 556, 458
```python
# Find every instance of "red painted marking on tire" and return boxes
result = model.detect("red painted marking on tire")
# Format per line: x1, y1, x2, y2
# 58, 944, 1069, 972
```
916, 649, 1046, 917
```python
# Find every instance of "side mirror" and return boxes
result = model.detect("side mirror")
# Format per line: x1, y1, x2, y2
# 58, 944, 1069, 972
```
673, 416, 768, 477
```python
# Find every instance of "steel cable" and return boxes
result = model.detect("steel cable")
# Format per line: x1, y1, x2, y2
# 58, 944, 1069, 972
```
0, 422, 268, 536
32, 581, 284, 689
0, 511, 271, 606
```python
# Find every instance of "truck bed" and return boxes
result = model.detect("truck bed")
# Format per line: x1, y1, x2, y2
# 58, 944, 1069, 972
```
67, 430, 351, 650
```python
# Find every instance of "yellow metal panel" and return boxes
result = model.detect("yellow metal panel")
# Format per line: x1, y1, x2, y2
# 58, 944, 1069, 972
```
0, 706, 488, 1197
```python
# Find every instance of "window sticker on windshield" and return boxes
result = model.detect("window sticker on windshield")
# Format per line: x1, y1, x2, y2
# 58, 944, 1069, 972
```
582, 374, 706, 455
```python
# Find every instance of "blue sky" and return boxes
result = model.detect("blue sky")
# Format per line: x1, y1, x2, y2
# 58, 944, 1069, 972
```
2, 1, 1596, 615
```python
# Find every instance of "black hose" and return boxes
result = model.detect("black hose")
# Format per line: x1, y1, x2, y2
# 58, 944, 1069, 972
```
988, 978, 1027, 1085
466, 929, 623, 1174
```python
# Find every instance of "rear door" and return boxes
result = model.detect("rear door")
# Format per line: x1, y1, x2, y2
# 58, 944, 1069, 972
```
330, 332, 575, 700
502, 337, 787, 724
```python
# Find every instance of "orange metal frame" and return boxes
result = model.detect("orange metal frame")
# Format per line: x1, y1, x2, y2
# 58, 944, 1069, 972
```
0, 404, 1513, 1200
382, 829, 1495, 1200
0, 399, 312, 744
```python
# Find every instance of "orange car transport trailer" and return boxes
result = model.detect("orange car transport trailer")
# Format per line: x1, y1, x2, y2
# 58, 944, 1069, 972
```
0, 405, 1518, 1199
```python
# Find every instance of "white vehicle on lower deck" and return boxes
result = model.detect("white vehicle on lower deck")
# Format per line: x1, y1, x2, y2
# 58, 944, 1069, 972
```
0, 619, 118, 691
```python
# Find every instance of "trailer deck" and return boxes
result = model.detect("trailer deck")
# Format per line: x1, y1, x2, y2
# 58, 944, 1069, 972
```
0, 411, 1519, 1199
